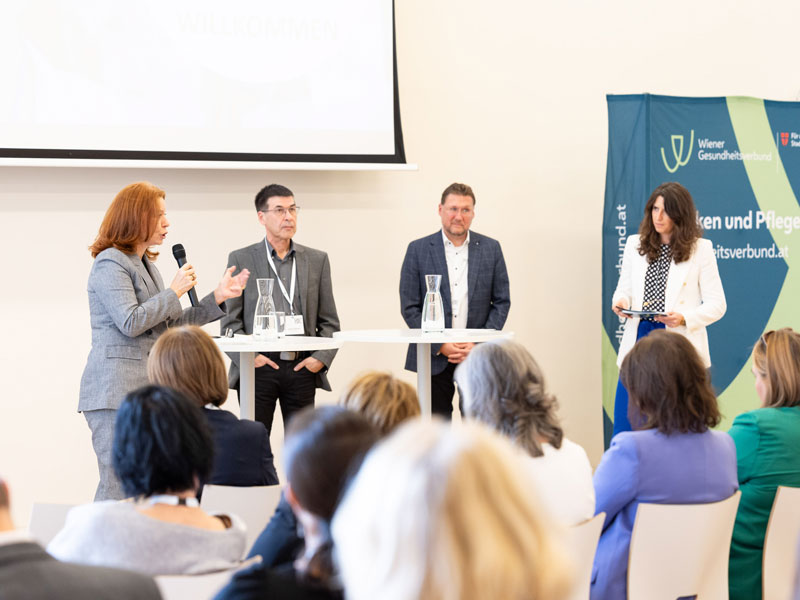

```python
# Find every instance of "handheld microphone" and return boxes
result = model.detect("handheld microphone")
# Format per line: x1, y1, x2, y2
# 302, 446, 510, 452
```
171, 243, 199, 307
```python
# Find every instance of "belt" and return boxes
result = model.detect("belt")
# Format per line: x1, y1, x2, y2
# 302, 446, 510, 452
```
263, 351, 305, 361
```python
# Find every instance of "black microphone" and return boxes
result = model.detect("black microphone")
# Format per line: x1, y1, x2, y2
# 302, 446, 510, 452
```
171, 243, 199, 307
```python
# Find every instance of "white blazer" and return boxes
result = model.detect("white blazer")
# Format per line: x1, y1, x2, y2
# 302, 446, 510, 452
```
613, 235, 726, 368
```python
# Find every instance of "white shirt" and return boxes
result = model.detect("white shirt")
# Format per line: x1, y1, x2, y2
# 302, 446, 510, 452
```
442, 229, 469, 329
524, 438, 595, 526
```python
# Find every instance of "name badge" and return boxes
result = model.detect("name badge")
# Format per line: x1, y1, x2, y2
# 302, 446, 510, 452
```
285, 314, 305, 335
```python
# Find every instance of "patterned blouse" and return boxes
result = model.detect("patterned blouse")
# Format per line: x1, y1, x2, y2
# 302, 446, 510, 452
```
641, 244, 672, 322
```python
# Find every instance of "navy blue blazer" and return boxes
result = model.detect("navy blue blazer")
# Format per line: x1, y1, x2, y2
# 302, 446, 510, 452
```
399, 230, 510, 375
205, 408, 279, 487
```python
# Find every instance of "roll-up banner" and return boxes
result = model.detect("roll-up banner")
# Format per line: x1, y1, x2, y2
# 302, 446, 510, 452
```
602, 94, 800, 445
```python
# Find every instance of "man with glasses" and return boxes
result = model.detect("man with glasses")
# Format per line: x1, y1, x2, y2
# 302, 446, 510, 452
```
222, 184, 340, 434
399, 182, 511, 419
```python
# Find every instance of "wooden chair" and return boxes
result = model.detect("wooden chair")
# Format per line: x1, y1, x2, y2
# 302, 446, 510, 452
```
627, 490, 741, 600
566, 512, 605, 600
200, 484, 283, 551
27, 502, 76, 546
763, 486, 800, 600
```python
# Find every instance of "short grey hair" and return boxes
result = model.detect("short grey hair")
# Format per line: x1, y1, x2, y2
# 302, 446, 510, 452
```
455, 340, 563, 457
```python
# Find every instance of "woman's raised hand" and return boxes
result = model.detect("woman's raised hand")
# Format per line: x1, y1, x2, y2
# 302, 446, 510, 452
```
214, 266, 250, 304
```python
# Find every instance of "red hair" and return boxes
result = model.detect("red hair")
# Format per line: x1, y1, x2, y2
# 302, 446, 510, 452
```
89, 182, 165, 259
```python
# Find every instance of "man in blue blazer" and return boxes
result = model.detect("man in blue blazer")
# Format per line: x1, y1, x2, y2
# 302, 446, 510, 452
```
399, 183, 510, 418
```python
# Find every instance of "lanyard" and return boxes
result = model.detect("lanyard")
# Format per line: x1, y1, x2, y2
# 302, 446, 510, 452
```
264, 240, 296, 315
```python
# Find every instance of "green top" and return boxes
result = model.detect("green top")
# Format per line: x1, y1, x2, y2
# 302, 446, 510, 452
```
728, 406, 800, 600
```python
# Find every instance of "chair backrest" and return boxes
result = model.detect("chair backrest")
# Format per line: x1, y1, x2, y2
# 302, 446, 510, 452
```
763, 486, 800, 600
156, 563, 250, 600
28, 503, 76, 546
627, 490, 741, 600
200, 484, 283, 551
566, 512, 605, 600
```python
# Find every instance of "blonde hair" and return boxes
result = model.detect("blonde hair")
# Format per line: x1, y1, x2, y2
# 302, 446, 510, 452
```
338, 372, 420, 435
147, 326, 229, 407
332, 420, 572, 600
752, 328, 800, 408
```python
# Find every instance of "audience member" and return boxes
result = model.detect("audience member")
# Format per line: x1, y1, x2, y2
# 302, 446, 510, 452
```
591, 330, 738, 600
48, 386, 246, 575
216, 406, 380, 600
332, 419, 572, 600
455, 339, 594, 524
0, 475, 161, 599
247, 372, 419, 564
148, 325, 278, 487
338, 371, 420, 435
728, 328, 800, 600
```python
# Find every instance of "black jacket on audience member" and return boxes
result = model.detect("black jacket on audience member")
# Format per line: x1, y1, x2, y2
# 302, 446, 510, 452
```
205, 408, 279, 487
214, 561, 343, 600
0, 541, 161, 600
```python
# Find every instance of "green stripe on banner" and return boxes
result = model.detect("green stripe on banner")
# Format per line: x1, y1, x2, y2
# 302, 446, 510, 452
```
601, 327, 618, 428
721, 96, 800, 427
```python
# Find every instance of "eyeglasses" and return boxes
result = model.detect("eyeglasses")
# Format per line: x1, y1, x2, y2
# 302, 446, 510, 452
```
444, 207, 473, 216
261, 205, 299, 217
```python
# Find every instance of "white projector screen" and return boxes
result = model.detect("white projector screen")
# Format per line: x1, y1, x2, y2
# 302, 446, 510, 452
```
0, 0, 405, 164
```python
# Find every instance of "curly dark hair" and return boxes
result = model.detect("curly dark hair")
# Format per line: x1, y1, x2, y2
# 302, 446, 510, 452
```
638, 182, 703, 263
621, 330, 721, 434
455, 340, 563, 457
113, 385, 214, 498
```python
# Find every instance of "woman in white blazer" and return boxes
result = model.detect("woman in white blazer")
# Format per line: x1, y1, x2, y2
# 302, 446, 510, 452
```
611, 182, 726, 435
81, 182, 249, 501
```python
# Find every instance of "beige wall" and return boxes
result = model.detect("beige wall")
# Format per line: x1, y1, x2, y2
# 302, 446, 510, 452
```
2, 0, 799, 525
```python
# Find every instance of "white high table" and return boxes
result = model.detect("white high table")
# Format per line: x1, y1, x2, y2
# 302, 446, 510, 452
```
333, 329, 513, 416
215, 335, 343, 421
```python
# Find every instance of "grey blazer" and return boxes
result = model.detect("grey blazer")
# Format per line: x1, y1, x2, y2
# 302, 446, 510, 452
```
0, 541, 161, 600
221, 239, 340, 391
399, 230, 511, 375
79, 248, 225, 412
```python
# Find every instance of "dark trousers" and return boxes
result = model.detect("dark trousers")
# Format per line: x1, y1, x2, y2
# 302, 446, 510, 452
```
432, 362, 462, 420
238, 354, 317, 436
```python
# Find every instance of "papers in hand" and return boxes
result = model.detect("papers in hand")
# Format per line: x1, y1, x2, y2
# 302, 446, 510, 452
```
620, 309, 668, 318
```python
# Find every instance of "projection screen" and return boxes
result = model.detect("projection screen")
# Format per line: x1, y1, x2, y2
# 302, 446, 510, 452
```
0, 0, 406, 165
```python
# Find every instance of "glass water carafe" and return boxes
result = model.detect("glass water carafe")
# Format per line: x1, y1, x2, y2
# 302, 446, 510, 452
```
253, 278, 278, 340
421, 274, 445, 332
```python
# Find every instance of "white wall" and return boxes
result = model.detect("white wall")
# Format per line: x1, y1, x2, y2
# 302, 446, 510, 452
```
2, 0, 799, 525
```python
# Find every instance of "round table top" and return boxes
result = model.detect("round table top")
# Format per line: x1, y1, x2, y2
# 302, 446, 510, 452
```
333, 328, 514, 344
214, 335, 343, 352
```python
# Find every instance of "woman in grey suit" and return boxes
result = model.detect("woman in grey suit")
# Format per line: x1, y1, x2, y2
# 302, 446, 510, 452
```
80, 181, 249, 501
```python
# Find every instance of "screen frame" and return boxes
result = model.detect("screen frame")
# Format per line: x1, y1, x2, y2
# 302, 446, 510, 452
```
0, 0, 406, 166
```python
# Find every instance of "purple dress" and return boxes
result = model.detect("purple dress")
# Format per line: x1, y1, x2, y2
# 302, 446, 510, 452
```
591, 429, 738, 600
